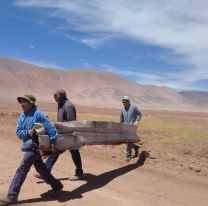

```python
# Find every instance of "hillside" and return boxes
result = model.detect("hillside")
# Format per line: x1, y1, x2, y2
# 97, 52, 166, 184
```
0, 57, 196, 110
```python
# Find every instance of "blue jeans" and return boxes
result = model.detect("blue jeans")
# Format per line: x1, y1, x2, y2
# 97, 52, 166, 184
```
8, 150, 62, 199
45, 150, 83, 175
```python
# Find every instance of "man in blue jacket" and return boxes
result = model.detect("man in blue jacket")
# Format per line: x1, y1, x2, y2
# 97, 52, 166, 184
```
120, 96, 142, 162
0, 94, 63, 205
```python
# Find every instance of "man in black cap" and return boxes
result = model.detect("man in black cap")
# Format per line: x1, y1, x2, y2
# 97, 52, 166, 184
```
35, 89, 84, 181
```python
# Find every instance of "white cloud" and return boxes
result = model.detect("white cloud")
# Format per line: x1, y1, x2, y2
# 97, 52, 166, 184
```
15, 0, 208, 90
81, 62, 96, 69
96, 64, 208, 91
23, 44, 35, 49
15, 58, 65, 70
65, 33, 115, 48
29, 45, 35, 49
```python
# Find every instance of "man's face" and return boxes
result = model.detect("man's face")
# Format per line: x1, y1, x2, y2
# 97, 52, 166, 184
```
122, 100, 130, 107
19, 99, 33, 113
54, 94, 60, 103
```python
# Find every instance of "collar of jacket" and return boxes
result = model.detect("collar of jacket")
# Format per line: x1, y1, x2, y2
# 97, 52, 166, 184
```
58, 99, 67, 109
22, 108, 37, 117
124, 104, 131, 111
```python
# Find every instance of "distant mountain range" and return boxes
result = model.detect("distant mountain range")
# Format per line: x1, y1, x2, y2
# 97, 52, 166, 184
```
179, 91, 208, 108
0, 56, 207, 111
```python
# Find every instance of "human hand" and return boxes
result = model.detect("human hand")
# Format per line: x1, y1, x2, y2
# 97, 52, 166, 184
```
28, 128, 37, 138
51, 142, 58, 153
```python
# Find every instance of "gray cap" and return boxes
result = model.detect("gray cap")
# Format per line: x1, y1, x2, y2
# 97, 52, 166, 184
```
122, 96, 130, 101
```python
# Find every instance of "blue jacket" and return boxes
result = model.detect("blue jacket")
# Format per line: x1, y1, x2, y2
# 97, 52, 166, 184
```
16, 108, 58, 151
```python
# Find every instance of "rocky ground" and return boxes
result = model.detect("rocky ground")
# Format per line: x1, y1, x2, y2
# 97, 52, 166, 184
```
0, 106, 208, 206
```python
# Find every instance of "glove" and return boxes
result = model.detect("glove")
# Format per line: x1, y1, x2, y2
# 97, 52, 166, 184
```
28, 128, 37, 138
51, 142, 58, 153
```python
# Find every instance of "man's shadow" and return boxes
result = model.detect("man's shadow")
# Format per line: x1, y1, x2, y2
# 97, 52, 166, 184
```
15, 151, 149, 205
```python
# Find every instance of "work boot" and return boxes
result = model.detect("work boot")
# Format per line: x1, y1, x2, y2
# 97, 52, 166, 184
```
0, 196, 17, 205
49, 182, 63, 197
134, 145, 139, 157
125, 155, 131, 162
69, 169, 84, 181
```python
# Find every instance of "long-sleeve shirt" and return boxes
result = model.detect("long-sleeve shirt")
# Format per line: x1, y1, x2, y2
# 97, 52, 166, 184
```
120, 105, 142, 125
57, 100, 76, 122
16, 108, 58, 151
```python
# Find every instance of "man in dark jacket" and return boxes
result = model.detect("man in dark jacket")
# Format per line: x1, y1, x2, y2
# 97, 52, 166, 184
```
35, 89, 84, 181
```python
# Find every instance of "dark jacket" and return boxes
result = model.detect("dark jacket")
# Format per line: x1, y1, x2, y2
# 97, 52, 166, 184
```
57, 100, 76, 122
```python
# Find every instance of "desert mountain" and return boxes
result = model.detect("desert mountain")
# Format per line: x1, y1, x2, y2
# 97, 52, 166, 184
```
180, 91, 208, 108
0, 57, 197, 110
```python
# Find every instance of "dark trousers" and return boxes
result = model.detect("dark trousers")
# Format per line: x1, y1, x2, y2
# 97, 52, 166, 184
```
45, 149, 83, 175
8, 150, 62, 199
126, 143, 138, 157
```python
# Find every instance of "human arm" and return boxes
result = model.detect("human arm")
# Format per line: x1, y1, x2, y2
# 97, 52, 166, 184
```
134, 107, 142, 125
120, 110, 124, 123
37, 111, 58, 143
16, 115, 30, 141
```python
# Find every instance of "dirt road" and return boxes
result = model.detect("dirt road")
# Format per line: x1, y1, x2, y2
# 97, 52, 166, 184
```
0, 111, 208, 206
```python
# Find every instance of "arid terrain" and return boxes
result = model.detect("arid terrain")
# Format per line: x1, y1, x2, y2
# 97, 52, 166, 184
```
1, 1, 208, 205
1, 57, 206, 111
0, 102, 208, 206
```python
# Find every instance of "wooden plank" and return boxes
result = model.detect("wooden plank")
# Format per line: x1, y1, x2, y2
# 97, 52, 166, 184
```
73, 132, 139, 144
35, 121, 139, 152
38, 132, 139, 151
35, 121, 137, 135
38, 134, 85, 151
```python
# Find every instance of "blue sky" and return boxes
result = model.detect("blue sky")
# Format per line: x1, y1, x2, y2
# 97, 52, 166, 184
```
0, 0, 208, 91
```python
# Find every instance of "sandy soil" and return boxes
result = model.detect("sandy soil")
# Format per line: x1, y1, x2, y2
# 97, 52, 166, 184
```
0, 107, 208, 206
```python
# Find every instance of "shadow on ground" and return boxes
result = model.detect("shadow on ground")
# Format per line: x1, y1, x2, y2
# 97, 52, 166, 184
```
8, 151, 149, 205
